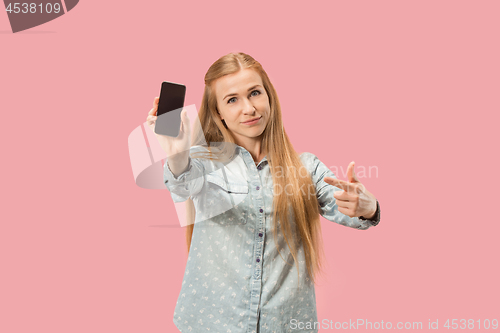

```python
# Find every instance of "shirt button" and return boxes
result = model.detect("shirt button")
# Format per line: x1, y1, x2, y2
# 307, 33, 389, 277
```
259, 209, 263, 213
258, 233, 263, 237
256, 258, 260, 262
256, 186, 260, 190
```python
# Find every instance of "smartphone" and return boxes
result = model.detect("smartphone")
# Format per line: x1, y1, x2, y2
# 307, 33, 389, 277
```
154, 81, 186, 137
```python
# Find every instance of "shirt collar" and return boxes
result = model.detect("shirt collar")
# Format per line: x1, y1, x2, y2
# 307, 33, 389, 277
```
235, 144, 268, 167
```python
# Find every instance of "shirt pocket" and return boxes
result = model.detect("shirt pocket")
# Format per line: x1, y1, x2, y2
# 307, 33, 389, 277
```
202, 173, 249, 225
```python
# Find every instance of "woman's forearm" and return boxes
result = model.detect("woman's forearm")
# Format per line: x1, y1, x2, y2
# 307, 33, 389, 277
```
167, 151, 190, 178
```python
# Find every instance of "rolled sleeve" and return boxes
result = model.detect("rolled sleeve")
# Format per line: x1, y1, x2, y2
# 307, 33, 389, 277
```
163, 148, 206, 202
302, 152, 377, 230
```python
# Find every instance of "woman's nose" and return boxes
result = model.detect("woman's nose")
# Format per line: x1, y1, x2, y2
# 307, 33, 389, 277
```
242, 98, 256, 113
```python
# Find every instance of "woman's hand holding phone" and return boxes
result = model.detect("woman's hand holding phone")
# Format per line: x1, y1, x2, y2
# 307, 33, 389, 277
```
146, 97, 191, 177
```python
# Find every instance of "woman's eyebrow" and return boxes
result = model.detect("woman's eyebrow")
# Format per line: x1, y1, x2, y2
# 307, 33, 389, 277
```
223, 85, 262, 101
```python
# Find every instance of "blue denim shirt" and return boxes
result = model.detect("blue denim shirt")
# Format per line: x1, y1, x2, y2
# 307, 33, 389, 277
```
164, 145, 378, 333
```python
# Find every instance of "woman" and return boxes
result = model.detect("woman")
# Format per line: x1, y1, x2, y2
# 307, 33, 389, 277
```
147, 52, 380, 333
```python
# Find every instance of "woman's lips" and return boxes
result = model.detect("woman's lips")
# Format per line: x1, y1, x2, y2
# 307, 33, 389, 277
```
242, 116, 262, 125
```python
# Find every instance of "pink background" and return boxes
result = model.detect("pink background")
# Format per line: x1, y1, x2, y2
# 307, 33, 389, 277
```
1, 1, 499, 332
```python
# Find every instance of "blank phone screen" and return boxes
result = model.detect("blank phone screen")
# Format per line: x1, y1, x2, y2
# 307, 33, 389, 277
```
155, 82, 186, 137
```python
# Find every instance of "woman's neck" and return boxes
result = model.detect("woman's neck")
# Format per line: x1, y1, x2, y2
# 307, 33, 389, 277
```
235, 137, 266, 164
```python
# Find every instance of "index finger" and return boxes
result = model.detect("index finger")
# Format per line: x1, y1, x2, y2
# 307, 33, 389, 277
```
324, 177, 357, 192
148, 106, 157, 116
148, 98, 159, 116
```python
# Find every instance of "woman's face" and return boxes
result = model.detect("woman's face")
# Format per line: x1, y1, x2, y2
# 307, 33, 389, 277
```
213, 68, 270, 145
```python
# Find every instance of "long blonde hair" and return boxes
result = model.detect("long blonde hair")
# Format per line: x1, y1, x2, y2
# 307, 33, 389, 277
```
185, 52, 325, 284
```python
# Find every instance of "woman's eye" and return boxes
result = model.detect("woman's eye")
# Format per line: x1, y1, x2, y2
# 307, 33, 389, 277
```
251, 90, 261, 97
228, 97, 236, 104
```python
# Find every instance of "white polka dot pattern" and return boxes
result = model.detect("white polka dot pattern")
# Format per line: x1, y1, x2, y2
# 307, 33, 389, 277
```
164, 145, 377, 332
